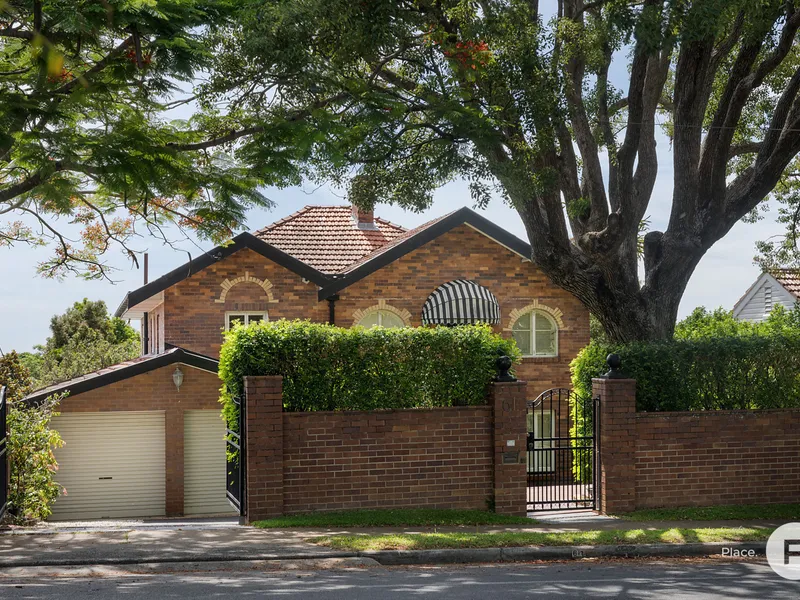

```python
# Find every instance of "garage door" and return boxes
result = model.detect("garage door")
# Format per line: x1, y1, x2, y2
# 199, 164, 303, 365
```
184, 410, 236, 515
50, 412, 166, 520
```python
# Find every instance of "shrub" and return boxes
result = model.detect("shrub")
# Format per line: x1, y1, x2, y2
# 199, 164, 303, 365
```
219, 320, 519, 427
571, 335, 800, 411
0, 352, 64, 523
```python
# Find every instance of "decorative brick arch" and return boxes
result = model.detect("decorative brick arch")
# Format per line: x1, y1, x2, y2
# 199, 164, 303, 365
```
505, 300, 565, 330
215, 272, 278, 304
352, 299, 412, 327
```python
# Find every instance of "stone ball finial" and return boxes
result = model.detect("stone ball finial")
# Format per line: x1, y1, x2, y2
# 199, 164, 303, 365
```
494, 355, 517, 382
602, 353, 625, 379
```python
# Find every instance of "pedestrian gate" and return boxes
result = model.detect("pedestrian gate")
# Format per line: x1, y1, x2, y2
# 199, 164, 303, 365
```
527, 388, 598, 511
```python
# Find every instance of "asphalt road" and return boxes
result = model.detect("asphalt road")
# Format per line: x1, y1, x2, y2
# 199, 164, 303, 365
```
0, 559, 797, 599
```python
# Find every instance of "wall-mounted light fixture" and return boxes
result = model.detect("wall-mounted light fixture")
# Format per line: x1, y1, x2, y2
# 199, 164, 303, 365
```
173, 366, 184, 391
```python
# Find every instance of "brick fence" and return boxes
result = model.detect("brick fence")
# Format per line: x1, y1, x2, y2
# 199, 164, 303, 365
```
243, 376, 527, 522
594, 377, 800, 513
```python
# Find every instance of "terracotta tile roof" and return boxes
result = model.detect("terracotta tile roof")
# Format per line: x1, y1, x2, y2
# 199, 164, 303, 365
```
254, 206, 407, 274
771, 268, 800, 299
341, 211, 457, 273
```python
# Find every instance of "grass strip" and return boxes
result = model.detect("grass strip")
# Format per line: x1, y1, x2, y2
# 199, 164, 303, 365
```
619, 503, 800, 522
253, 509, 534, 529
309, 527, 774, 551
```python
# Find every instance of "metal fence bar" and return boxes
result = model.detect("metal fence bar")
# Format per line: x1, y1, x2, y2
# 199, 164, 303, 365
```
225, 394, 246, 518
0, 386, 8, 520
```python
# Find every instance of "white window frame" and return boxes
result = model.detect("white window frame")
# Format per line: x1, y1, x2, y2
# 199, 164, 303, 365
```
527, 410, 556, 473
225, 311, 268, 330
512, 310, 559, 358
357, 309, 407, 328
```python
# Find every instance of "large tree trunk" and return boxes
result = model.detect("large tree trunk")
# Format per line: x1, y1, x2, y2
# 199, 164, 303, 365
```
519, 207, 708, 343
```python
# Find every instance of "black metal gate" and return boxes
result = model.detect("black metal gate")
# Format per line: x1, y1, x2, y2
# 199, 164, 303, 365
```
0, 386, 8, 519
527, 388, 598, 512
225, 394, 245, 518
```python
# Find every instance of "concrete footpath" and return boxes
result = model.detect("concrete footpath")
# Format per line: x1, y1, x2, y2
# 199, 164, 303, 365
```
0, 513, 783, 569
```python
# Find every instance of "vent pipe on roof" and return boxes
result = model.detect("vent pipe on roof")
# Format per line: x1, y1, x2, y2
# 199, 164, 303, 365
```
352, 204, 377, 230
144, 253, 149, 285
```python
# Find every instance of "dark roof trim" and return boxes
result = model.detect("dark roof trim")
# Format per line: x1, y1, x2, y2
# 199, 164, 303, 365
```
317, 207, 532, 300
115, 232, 330, 317
23, 348, 219, 405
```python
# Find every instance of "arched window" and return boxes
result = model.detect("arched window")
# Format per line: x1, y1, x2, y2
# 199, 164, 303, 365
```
512, 310, 558, 357
357, 309, 407, 328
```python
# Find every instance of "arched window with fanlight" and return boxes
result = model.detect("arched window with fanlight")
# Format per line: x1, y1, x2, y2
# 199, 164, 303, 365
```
357, 309, 407, 329
511, 310, 558, 357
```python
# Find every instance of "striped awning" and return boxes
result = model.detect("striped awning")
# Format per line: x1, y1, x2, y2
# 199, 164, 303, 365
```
422, 280, 501, 326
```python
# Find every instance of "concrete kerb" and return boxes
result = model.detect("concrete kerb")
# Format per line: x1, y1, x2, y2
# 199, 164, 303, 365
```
0, 542, 768, 569
362, 542, 767, 565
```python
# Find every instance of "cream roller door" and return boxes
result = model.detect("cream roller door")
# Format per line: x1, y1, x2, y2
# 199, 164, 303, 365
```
50, 411, 166, 520
184, 410, 236, 515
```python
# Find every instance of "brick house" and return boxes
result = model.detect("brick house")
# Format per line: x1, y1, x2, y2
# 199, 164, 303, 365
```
26, 205, 589, 520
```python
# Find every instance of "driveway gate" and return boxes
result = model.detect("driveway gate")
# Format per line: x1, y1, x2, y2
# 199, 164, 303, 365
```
225, 394, 245, 518
0, 387, 8, 519
527, 388, 598, 511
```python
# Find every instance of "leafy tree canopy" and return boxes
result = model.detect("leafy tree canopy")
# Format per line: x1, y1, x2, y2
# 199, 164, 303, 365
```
193, 0, 800, 341
674, 303, 800, 338
25, 299, 140, 388
0, 0, 274, 280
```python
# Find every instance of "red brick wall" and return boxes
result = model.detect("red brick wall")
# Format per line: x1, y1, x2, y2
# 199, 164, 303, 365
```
162, 248, 327, 358
56, 364, 221, 516
634, 409, 800, 509
337, 225, 589, 399
243, 376, 529, 520
148, 226, 588, 388
282, 406, 494, 513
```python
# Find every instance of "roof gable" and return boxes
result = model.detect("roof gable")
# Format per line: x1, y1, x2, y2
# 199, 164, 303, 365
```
732, 271, 799, 318
254, 205, 406, 274
23, 347, 219, 405
115, 232, 330, 318
317, 207, 532, 300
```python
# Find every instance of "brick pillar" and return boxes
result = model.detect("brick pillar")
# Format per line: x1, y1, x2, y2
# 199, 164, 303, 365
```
244, 376, 284, 523
490, 380, 528, 516
164, 407, 184, 516
593, 377, 637, 515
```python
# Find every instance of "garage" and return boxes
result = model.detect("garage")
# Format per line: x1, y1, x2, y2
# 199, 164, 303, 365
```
50, 411, 166, 521
183, 410, 237, 515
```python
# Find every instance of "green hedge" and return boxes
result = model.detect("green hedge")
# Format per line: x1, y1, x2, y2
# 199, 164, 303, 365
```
219, 320, 520, 427
571, 335, 800, 411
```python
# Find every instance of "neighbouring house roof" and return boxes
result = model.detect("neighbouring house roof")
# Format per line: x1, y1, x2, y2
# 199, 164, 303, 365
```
316, 207, 532, 300
732, 269, 800, 320
772, 268, 800, 299
254, 205, 407, 274
115, 232, 331, 319
23, 347, 219, 405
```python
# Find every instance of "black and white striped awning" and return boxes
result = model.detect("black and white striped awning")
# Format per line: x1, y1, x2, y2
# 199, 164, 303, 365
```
422, 280, 501, 326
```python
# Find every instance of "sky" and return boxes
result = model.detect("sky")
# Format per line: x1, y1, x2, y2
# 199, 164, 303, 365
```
0, 164, 783, 354
0, 13, 787, 354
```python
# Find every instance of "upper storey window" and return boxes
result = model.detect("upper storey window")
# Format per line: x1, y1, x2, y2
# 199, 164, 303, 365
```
225, 312, 268, 330
512, 310, 557, 357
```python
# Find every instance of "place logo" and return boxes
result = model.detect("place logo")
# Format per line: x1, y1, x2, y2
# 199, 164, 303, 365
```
767, 523, 800, 580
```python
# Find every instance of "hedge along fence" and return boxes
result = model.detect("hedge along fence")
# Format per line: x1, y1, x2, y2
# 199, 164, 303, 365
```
571, 335, 800, 412
219, 320, 520, 430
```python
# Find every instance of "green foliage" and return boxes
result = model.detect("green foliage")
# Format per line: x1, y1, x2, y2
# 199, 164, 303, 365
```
253, 509, 531, 529
0, 352, 64, 524
219, 320, 519, 427
0, 0, 273, 279
27, 299, 140, 388
571, 314, 800, 412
